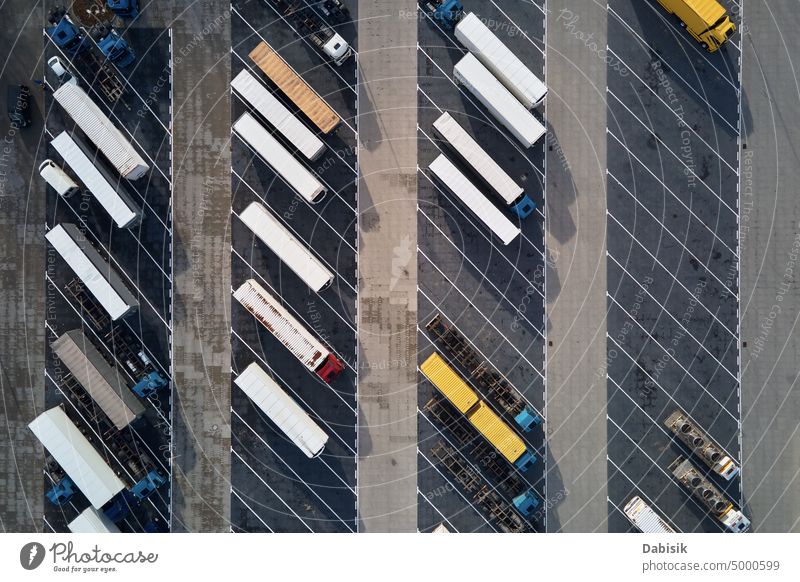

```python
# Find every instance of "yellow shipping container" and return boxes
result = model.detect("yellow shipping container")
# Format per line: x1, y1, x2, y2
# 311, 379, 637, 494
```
249, 41, 341, 134
467, 402, 525, 464
420, 352, 479, 414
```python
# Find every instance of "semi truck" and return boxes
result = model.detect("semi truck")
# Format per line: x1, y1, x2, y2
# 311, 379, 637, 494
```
45, 223, 138, 321
269, 0, 353, 66
239, 201, 334, 293
233, 112, 326, 204
455, 12, 547, 109
420, 352, 536, 471
429, 154, 520, 246
669, 456, 750, 532
51, 131, 142, 229
235, 362, 329, 458
231, 69, 326, 161
29, 407, 126, 509
453, 53, 546, 148
664, 409, 739, 480
53, 83, 149, 180
425, 0, 464, 29
52, 329, 145, 430
233, 279, 345, 383
623, 496, 676, 533
433, 112, 535, 218
249, 41, 341, 134
656, 0, 735, 52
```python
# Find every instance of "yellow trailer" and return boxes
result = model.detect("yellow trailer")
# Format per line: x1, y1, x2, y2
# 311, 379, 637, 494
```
656, 0, 735, 52
420, 352, 479, 414
467, 401, 527, 465
249, 41, 341, 134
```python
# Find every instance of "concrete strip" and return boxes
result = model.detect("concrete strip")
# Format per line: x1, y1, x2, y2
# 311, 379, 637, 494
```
0, 0, 46, 533
740, 3, 800, 533
356, 0, 418, 532
167, 1, 232, 532
545, 2, 608, 532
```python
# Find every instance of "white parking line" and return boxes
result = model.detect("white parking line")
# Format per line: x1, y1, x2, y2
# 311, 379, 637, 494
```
232, 448, 314, 532
417, 488, 460, 533
231, 488, 275, 532
488, 0, 546, 50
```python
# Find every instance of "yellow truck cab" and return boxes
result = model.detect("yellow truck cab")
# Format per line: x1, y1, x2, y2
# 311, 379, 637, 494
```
657, 0, 736, 52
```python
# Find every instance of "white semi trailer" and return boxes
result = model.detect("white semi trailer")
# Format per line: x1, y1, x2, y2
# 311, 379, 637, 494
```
235, 362, 329, 458
623, 496, 676, 533
453, 53, 546, 148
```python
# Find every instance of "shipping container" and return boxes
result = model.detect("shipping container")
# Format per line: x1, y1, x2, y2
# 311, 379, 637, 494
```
233, 112, 326, 204
623, 496, 676, 533
28, 407, 126, 508
249, 41, 341, 134
68, 507, 121, 533
433, 112, 535, 218
429, 154, 520, 245
234, 362, 329, 458
455, 12, 547, 109
51, 131, 141, 229
467, 401, 526, 464
656, 0, 735, 52
233, 279, 344, 383
231, 69, 326, 161
45, 223, 138, 320
453, 53, 546, 148
51, 329, 144, 430
420, 352, 479, 414
239, 201, 333, 292
53, 83, 149, 180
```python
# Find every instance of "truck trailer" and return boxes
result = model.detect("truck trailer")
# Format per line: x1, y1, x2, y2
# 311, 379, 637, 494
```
53, 83, 149, 180
669, 456, 750, 532
68, 506, 121, 533
233, 112, 326, 204
51, 329, 145, 430
249, 41, 341, 134
623, 496, 676, 533
665, 409, 739, 480
239, 201, 334, 293
433, 112, 535, 218
656, 0, 736, 52
235, 362, 329, 458
420, 352, 536, 471
29, 407, 126, 509
455, 12, 547, 109
51, 131, 141, 229
231, 69, 326, 161
453, 53, 546, 148
45, 223, 138, 320
429, 154, 520, 245
233, 279, 345, 383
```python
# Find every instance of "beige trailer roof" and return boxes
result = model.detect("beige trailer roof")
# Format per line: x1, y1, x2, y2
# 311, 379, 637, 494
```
249, 41, 340, 134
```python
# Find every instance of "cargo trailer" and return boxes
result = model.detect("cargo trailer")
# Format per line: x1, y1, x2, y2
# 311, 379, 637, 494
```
239, 201, 334, 292
234, 362, 329, 458
233, 279, 344, 383
233, 112, 326, 204
231, 69, 326, 161
45, 223, 138, 320
68, 507, 121, 533
453, 53, 546, 148
53, 83, 149, 180
665, 409, 739, 480
429, 154, 520, 245
623, 496, 676, 533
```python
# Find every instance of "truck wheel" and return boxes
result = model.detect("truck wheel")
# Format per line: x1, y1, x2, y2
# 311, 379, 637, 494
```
701, 42, 709, 50
679, 20, 686, 28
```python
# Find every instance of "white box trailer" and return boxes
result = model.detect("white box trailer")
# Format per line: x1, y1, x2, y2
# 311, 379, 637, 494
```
53, 83, 149, 180
239, 201, 334, 292
433, 112, 535, 218
232, 69, 326, 161
45, 223, 138, 320
233, 279, 344, 383
455, 12, 547, 109
51, 131, 142, 229
235, 362, 329, 458
453, 53, 546, 148
623, 496, 676, 533
429, 154, 520, 245
52, 329, 145, 430
29, 407, 126, 509
68, 507, 121, 533
233, 113, 326, 204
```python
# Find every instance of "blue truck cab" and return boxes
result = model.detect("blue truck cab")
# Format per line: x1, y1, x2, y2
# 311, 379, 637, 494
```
510, 194, 536, 218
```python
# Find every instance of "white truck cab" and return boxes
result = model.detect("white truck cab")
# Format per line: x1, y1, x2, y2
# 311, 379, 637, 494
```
39, 159, 80, 197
